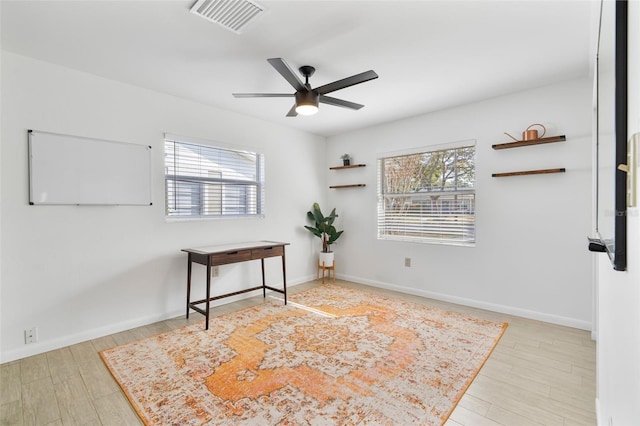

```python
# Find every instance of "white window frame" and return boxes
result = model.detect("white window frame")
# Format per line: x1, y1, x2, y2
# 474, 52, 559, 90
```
164, 133, 265, 219
377, 140, 476, 246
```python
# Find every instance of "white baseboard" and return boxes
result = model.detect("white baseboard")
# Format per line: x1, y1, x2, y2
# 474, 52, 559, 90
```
595, 398, 603, 426
2, 274, 591, 363
337, 273, 593, 331
1, 309, 184, 363
0, 277, 312, 363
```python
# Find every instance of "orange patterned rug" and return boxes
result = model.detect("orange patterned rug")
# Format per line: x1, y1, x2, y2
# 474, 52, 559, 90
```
100, 284, 507, 425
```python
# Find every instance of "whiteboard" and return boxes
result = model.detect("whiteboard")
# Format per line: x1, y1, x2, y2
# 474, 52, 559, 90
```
28, 130, 152, 205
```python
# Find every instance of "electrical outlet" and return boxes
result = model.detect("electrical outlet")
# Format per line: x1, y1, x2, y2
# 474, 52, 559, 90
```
404, 257, 411, 267
212, 266, 219, 277
24, 327, 38, 344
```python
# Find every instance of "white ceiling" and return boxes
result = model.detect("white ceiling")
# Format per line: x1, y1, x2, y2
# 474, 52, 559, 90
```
1, 0, 595, 137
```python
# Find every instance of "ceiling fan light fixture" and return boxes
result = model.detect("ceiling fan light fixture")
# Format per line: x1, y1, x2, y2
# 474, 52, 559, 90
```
295, 104, 319, 116
295, 91, 319, 115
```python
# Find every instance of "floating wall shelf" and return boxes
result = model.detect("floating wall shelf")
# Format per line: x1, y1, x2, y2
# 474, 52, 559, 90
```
329, 164, 366, 170
492, 133, 566, 177
329, 163, 366, 188
492, 168, 566, 178
330, 184, 367, 189
492, 135, 566, 150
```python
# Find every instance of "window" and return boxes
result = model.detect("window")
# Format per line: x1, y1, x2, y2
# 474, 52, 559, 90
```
377, 142, 475, 245
164, 134, 264, 218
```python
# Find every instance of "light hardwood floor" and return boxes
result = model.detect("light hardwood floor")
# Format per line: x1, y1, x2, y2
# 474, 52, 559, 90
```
1, 280, 596, 425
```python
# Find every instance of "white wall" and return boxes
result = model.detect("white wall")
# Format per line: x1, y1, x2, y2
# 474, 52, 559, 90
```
596, 1, 640, 424
0, 52, 596, 363
327, 78, 593, 329
0, 52, 327, 362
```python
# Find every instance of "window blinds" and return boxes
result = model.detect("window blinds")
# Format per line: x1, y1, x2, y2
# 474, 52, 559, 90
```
377, 144, 475, 245
164, 137, 264, 218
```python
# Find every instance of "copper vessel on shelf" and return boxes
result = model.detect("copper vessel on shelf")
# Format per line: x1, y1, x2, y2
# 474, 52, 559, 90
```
505, 123, 546, 141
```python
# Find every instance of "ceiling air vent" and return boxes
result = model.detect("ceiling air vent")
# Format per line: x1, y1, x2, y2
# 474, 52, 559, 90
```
190, 0, 265, 34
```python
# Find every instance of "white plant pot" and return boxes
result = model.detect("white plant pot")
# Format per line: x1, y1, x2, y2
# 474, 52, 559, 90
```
318, 252, 335, 267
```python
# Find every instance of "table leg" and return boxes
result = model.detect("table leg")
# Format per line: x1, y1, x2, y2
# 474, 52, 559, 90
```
205, 259, 211, 330
261, 258, 266, 299
186, 253, 192, 319
282, 250, 287, 305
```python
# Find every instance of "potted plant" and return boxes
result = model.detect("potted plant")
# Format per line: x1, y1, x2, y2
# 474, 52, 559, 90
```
304, 202, 343, 266
341, 154, 351, 166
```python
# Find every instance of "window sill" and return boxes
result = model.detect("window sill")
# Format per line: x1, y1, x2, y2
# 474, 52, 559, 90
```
165, 214, 265, 223
377, 236, 475, 247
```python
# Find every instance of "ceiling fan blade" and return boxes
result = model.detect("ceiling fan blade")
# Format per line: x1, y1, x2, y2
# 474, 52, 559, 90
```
319, 95, 364, 110
286, 104, 298, 117
267, 58, 308, 92
315, 70, 378, 95
232, 93, 293, 98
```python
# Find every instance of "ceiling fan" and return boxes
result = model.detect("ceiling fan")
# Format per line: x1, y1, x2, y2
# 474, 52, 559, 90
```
232, 58, 378, 117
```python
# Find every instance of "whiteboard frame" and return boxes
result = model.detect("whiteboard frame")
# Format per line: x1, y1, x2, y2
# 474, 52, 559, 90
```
28, 130, 153, 206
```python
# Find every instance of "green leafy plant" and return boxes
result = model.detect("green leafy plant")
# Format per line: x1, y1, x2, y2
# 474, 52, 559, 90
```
304, 202, 344, 253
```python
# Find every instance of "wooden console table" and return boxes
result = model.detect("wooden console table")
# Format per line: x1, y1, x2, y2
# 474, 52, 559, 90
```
182, 241, 289, 330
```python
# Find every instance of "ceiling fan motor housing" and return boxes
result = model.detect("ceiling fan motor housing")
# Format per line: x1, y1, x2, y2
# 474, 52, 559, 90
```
295, 90, 319, 114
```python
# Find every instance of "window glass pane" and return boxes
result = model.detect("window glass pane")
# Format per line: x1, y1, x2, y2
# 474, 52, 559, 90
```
164, 137, 264, 218
378, 144, 475, 245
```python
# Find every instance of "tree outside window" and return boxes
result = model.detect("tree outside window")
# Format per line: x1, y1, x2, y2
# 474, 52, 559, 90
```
378, 144, 475, 245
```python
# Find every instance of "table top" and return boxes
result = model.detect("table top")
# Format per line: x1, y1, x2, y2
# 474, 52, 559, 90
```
182, 240, 289, 255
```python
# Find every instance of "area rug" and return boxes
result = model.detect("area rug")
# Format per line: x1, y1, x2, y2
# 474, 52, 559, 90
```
100, 284, 507, 425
